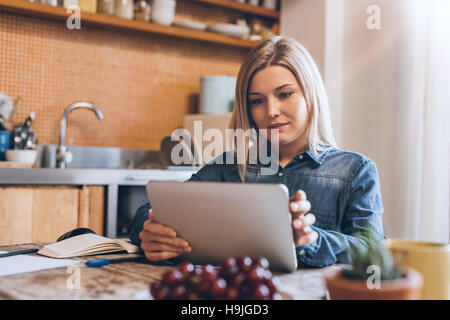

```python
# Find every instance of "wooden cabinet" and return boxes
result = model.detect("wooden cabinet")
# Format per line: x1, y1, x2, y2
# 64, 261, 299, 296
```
0, 186, 104, 245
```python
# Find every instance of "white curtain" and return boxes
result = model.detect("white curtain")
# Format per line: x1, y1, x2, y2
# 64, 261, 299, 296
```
323, 0, 450, 242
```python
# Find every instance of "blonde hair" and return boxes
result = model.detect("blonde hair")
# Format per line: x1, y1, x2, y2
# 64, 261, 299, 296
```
229, 36, 338, 182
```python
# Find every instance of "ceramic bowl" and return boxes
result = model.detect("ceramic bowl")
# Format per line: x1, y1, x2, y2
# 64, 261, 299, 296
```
6, 149, 38, 164
173, 20, 207, 31
207, 23, 249, 38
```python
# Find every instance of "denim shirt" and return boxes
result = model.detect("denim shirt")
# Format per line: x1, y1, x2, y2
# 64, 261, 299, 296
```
128, 146, 384, 268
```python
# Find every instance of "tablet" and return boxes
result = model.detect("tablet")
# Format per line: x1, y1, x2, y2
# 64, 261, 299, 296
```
146, 181, 297, 272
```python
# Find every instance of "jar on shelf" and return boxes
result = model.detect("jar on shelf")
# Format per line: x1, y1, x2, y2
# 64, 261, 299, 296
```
114, 0, 134, 20
134, 0, 151, 22
98, 0, 115, 15
263, 0, 277, 10
40, 0, 58, 6
151, 0, 176, 26
63, 0, 79, 8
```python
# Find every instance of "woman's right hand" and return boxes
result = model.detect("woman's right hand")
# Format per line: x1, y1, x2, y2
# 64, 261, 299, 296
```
139, 209, 191, 261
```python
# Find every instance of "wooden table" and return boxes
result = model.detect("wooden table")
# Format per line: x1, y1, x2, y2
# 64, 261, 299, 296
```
0, 243, 343, 300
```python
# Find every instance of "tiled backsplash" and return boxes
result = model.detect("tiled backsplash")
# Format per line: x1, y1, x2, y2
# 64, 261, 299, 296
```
0, 1, 247, 150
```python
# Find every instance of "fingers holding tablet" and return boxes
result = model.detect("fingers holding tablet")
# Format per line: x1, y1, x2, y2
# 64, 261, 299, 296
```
149, 208, 155, 221
141, 240, 190, 254
142, 231, 189, 248
289, 189, 307, 201
292, 212, 318, 247
289, 190, 311, 222
290, 199, 311, 218
140, 209, 191, 261
140, 231, 191, 261
292, 213, 316, 229
294, 227, 319, 247
144, 251, 183, 261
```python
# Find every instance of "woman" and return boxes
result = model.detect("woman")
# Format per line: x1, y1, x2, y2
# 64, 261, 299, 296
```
129, 36, 384, 268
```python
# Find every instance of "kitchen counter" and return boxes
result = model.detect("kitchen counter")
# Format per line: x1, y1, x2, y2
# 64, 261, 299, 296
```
0, 167, 200, 186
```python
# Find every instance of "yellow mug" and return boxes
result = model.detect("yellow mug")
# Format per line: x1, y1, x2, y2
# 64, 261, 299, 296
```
385, 239, 450, 300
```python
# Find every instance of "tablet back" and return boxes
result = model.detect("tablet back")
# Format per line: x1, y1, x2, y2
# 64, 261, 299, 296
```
146, 181, 297, 272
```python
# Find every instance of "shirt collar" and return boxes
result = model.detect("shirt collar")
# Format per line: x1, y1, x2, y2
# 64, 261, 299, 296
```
304, 146, 332, 165
255, 145, 332, 167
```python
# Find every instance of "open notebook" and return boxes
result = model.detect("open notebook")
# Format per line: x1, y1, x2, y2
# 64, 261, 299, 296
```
37, 234, 140, 258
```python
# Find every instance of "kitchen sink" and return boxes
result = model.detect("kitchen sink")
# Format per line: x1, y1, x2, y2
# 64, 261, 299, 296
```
37, 144, 164, 169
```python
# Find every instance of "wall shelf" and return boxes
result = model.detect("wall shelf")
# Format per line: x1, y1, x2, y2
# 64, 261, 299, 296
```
0, 0, 270, 49
189, 0, 279, 20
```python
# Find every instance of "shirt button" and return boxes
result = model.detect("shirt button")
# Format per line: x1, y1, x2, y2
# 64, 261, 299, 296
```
299, 155, 303, 160
278, 172, 283, 177
299, 249, 306, 256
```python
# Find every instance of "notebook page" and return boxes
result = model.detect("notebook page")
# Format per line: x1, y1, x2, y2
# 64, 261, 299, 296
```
38, 234, 119, 257
0, 251, 77, 277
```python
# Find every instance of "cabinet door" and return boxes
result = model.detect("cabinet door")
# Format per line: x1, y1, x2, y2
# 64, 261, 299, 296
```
0, 187, 33, 245
31, 186, 79, 243
78, 185, 104, 236
0, 185, 105, 245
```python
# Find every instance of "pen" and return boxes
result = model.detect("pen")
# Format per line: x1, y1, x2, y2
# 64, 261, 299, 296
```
0, 248, 39, 258
85, 256, 147, 267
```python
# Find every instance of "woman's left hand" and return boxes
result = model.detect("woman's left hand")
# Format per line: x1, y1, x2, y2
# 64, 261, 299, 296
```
289, 190, 319, 247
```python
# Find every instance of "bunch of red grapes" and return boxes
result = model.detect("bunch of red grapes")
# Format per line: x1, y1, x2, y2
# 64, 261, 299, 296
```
150, 256, 282, 300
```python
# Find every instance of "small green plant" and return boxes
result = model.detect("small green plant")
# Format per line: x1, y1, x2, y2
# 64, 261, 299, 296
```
343, 227, 404, 281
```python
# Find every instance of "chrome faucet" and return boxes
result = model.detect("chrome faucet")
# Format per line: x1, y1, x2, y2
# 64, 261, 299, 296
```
57, 101, 104, 168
